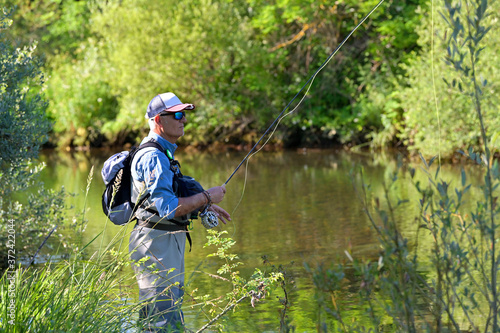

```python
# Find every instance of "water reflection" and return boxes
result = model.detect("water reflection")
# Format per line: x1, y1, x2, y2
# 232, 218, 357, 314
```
37, 148, 482, 331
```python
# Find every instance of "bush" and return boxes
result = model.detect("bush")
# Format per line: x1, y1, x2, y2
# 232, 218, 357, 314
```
397, 0, 500, 158
0, 8, 67, 268
45, 43, 118, 148
307, 1, 500, 331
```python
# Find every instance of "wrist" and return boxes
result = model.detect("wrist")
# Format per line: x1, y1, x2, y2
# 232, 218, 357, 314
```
202, 190, 212, 206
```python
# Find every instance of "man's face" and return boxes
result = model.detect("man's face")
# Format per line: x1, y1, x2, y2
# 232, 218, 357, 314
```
156, 111, 187, 143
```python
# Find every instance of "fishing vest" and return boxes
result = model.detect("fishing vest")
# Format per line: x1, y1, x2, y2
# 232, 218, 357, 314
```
130, 141, 194, 227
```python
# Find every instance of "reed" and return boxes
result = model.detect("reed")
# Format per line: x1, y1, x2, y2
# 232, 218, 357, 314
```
0, 205, 175, 333
1, 253, 139, 332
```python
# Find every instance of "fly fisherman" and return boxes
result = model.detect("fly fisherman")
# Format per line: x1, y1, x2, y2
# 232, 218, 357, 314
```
129, 92, 231, 331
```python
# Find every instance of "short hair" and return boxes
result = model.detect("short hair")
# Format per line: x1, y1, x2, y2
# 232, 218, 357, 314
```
148, 117, 157, 131
148, 116, 169, 131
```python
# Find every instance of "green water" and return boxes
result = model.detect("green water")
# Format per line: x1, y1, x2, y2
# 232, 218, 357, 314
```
38, 148, 482, 332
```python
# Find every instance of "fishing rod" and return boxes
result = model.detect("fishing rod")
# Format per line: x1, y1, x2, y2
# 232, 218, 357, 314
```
224, 0, 385, 186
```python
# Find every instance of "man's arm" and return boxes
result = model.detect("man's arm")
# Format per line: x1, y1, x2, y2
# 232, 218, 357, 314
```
138, 149, 227, 218
175, 185, 226, 217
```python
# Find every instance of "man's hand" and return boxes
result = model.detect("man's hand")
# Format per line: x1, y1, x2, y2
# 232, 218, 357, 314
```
206, 184, 226, 204
176, 185, 227, 218
208, 204, 231, 224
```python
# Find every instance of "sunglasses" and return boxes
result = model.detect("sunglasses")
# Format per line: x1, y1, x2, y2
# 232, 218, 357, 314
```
159, 111, 186, 120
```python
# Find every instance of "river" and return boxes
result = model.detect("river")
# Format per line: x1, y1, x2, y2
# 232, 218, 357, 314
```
38, 147, 483, 331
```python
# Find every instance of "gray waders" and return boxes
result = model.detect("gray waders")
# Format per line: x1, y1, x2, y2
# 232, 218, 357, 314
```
129, 224, 187, 332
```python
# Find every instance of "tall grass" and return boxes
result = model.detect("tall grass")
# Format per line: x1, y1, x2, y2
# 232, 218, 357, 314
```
1, 251, 142, 332
1, 167, 161, 333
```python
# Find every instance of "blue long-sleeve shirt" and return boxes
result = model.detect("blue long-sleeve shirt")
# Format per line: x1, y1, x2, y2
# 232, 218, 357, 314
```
131, 132, 179, 220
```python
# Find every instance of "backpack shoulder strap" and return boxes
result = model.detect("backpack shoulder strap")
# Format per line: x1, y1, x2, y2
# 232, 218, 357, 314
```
132, 140, 168, 159
137, 139, 182, 174
130, 139, 178, 169
130, 139, 178, 207
128, 141, 165, 208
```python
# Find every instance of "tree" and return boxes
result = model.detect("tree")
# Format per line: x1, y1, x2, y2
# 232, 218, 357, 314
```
0, 8, 49, 165
0, 8, 67, 268
45, 0, 278, 147
398, 0, 500, 158
246, 0, 426, 147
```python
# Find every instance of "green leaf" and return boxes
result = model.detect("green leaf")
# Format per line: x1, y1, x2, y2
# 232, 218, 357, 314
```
435, 164, 441, 180
409, 168, 415, 179
419, 153, 429, 168
428, 155, 438, 167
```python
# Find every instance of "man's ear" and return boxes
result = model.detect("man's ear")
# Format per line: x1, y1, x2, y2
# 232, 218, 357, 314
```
154, 114, 163, 127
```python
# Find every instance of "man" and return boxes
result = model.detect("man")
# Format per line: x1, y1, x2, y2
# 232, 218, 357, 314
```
129, 92, 231, 331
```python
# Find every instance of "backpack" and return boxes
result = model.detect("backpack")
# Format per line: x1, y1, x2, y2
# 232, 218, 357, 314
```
101, 141, 205, 225
101, 142, 162, 225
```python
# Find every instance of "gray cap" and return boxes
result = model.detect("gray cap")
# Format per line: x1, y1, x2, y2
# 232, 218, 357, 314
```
145, 92, 195, 119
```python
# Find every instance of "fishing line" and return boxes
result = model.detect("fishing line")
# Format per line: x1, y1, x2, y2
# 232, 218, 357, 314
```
225, 0, 385, 187
224, 0, 386, 228
431, 0, 442, 167
230, 49, 331, 218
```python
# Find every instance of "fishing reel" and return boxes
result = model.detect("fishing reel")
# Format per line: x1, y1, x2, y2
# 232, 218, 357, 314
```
200, 206, 219, 229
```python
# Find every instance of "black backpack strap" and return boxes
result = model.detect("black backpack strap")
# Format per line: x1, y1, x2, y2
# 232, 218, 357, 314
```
135, 140, 168, 157
131, 139, 178, 199
136, 140, 182, 173
128, 141, 163, 210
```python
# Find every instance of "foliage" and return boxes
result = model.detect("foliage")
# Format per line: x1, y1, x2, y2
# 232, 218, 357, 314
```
5, 0, 433, 150
0, 8, 70, 269
262, 256, 296, 333
2, 1, 94, 146
355, 0, 426, 148
45, 43, 118, 148
191, 230, 283, 332
75, 0, 277, 147
4, 0, 500, 156
3, 0, 92, 58
0, 186, 68, 262
308, 153, 499, 331
0, 8, 49, 164
0, 239, 155, 332
397, 0, 500, 158
307, 0, 500, 331
246, 0, 426, 146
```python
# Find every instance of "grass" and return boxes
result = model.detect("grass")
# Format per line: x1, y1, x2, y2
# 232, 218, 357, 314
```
0, 235, 157, 332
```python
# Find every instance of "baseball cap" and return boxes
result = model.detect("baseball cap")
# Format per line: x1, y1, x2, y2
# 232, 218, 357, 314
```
145, 92, 195, 119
